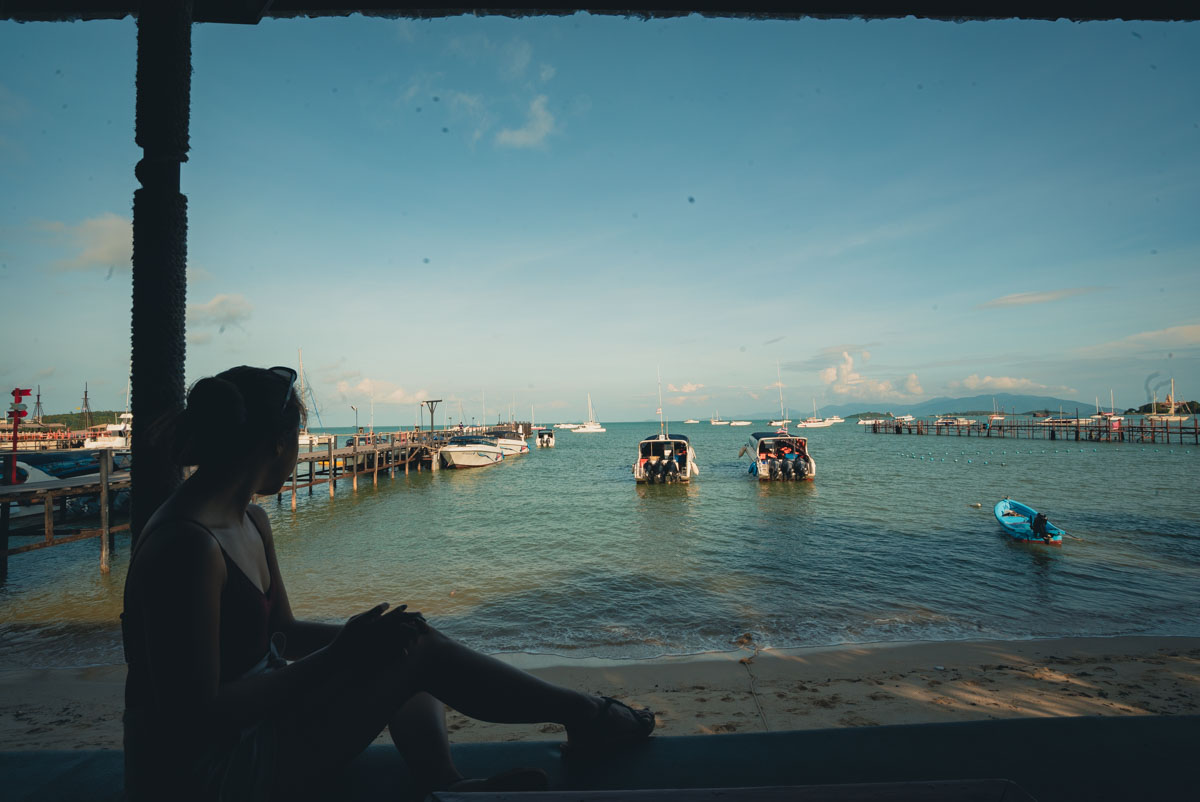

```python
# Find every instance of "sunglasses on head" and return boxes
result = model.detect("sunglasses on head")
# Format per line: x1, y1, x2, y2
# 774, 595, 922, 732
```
268, 366, 298, 412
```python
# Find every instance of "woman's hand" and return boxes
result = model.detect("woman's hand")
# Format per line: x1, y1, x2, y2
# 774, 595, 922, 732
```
332, 603, 428, 665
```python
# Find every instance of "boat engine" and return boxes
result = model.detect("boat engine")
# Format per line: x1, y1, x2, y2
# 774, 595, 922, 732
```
663, 459, 680, 483
795, 457, 809, 480
781, 457, 795, 480
768, 458, 781, 480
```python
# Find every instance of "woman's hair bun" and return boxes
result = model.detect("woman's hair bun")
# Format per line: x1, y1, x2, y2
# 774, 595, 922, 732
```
186, 377, 248, 427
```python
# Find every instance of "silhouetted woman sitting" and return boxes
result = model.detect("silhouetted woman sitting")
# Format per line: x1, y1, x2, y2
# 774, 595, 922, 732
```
122, 365, 654, 801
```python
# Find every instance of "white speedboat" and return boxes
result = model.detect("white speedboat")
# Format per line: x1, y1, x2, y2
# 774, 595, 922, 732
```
934, 416, 975, 427
683, 419, 700, 424
858, 417, 891, 425
634, 432, 699, 484
739, 431, 815, 481
574, 394, 606, 432
730, 420, 751, 426
553, 423, 580, 430
824, 414, 844, 424
440, 435, 503, 468
536, 429, 555, 448
894, 414, 915, 422
488, 429, 530, 456
83, 412, 132, 449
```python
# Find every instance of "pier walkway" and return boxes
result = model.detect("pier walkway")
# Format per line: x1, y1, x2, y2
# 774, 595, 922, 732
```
862, 418, 1198, 445
2, 426, 530, 577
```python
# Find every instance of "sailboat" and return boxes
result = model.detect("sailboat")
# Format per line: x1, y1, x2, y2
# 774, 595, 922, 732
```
769, 363, 791, 427
84, 374, 132, 449
794, 399, 835, 428
710, 410, 729, 425
1090, 390, 1123, 426
530, 403, 545, 431
988, 397, 1005, 424
1147, 379, 1190, 422
574, 394, 606, 433
295, 350, 333, 447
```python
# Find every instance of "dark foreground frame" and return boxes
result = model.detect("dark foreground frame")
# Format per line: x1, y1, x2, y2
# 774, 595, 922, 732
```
4, 716, 1198, 801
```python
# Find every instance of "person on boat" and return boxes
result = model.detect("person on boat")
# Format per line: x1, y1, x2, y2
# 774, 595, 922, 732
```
122, 365, 654, 802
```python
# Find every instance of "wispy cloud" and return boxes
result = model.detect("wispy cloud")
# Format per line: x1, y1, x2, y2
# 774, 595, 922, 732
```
948, 374, 1076, 395
34, 366, 55, 379
667, 382, 704, 393
539, 64, 556, 82
187, 294, 252, 333
668, 393, 711, 406
496, 95, 555, 149
336, 377, 428, 406
38, 213, 131, 275
0, 82, 30, 123
1077, 323, 1200, 356
978, 287, 1101, 309
187, 332, 213, 346
784, 343, 879, 371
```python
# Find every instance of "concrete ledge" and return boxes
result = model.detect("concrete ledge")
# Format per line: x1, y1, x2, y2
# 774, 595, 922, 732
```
4, 715, 1197, 801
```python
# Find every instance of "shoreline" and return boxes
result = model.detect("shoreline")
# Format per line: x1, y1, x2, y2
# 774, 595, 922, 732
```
2, 634, 1198, 750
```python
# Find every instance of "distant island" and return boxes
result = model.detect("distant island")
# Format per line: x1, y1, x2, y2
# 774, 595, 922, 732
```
1123, 400, 1198, 415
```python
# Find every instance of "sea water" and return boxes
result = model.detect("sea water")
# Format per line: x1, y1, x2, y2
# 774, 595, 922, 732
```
2, 422, 1198, 668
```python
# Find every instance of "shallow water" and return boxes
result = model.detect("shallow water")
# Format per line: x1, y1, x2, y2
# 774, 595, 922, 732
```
2, 422, 1198, 668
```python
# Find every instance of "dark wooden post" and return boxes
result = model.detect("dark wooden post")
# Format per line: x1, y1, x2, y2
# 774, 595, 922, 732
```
99, 450, 111, 573
130, 1, 193, 544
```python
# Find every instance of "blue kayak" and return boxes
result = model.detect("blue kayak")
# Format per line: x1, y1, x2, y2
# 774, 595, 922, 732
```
994, 498, 1065, 546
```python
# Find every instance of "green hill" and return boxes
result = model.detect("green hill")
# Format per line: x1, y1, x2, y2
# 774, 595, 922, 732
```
27, 410, 124, 430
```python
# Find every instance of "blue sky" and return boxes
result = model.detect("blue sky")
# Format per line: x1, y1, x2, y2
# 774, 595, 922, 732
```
1, 14, 1198, 424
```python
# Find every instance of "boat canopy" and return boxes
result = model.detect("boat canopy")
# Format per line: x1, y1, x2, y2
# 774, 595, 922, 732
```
448, 435, 497, 446
640, 433, 690, 443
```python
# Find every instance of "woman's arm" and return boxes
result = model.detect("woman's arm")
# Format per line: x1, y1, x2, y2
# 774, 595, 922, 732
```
248, 505, 342, 659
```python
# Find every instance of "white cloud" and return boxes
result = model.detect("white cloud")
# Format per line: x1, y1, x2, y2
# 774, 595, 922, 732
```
496, 95, 555, 149
502, 39, 533, 78
187, 264, 214, 284
1077, 324, 1200, 356
336, 378, 428, 406
818, 351, 923, 401
668, 394, 711, 406
948, 374, 1076, 395
667, 382, 704, 393
35, 366, 55, 378
0, 83, 30, 122
187, 332, 213, 346
979, 287, 1100, 309
187, 294, 252, 333
539, 64, 556, 82
40, 213, 131, 273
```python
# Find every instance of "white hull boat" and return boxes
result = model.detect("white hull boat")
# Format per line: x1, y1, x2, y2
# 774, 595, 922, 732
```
729, 420, 751, 426
634, 433, 699, 484
740, 431, 815, 481
489, 431, 530, 456
440, 436, 504, 468
575, 394, 606, 432
536, 430, 555, 448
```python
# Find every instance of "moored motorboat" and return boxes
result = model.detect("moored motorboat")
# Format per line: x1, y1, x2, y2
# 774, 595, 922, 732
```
536, 429, 555, 448
710, 411, 729, 425
994, 498, 1064, 546
683, 419, 700, 424
633, 433, 699, 484
740, 431, 815, 481
487, 429, 530, 456
729, 420, 751, 426
440, 435, 504, 468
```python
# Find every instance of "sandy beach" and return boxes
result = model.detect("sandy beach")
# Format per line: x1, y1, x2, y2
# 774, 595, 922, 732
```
2, 635, 1197, 750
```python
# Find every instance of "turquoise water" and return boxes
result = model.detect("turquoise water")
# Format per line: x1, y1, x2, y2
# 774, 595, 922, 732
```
2, 422, 1198, 668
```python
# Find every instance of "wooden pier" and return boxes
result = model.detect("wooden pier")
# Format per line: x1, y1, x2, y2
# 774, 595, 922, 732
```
862, 417, 1199, 445
2, 426, 526, 577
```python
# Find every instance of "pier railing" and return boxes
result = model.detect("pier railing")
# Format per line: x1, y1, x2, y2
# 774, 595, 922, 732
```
862, 417, 1199, 445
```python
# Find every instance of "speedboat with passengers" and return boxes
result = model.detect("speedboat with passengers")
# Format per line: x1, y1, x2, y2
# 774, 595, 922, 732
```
633, 433, 699, 484
740, 430, 815, 481
440, 435, 504, 469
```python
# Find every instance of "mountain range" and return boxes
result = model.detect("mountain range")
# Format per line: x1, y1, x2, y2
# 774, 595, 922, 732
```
732, 393, 1100, 421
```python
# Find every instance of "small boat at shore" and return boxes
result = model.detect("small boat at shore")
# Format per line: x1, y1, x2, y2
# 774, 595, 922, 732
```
740, 431, 815, 481
536, 429, 555, 448
633, 433, 699, 484
440, 435, 503, 469
994, 498, 1064, 546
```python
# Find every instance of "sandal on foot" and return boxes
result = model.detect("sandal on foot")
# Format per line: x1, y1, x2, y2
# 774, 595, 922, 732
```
445, 767, 549, 793
563, 696, 655, 755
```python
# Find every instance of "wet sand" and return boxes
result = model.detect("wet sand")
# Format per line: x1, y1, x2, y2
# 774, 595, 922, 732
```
2, 636, 1197, 750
